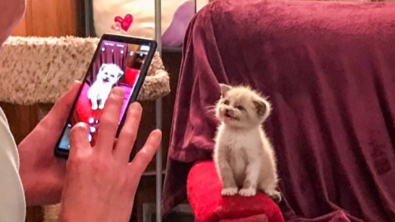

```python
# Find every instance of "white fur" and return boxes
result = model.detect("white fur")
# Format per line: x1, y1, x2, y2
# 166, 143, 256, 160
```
213, 84, 281, 202
88, 64, 124, 110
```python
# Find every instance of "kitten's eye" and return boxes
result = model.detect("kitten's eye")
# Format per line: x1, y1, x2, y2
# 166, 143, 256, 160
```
236, 105, 244, 111
224, 100, 229, 105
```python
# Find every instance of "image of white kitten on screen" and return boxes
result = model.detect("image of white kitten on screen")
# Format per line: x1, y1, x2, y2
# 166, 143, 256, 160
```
213, 84, 281, 203
88, 63, 124, 110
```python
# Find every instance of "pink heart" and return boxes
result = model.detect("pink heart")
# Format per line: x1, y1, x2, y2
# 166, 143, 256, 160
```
114, 14, 133, 31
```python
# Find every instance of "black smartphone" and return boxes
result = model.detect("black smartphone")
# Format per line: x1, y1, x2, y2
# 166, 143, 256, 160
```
55, 34, 157, 159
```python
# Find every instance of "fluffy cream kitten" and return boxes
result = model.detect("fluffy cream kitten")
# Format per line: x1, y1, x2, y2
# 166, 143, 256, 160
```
213, 84, 281, 203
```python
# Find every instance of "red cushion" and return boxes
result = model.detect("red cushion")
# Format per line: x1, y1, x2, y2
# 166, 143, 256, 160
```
125, 68, 140, 86
187, 161, 284, 222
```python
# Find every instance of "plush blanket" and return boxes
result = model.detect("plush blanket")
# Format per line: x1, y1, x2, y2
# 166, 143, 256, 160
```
162, 1, 395, 221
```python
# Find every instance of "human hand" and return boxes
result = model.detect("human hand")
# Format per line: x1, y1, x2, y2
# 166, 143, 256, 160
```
59, 88, 161, 222
18, 82, 81, 206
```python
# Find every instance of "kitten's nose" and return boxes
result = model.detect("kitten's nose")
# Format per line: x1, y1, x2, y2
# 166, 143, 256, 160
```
225, 108, 234, 115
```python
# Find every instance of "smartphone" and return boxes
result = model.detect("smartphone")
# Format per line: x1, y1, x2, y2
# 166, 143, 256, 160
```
55, 34, 157, 159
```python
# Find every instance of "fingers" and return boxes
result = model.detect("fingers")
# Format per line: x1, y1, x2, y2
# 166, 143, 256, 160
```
95, 88, 124, 154
128, 130, 162, 176
114, 103, 143, 163
69, 122, 91, 157
42, 81, 81, 130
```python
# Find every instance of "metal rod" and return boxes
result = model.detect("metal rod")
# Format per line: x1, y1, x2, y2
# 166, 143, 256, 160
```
84, 0, 93, 37
154, 0, 162, 221
155, 98, 163, 222
155, 0, 162, 54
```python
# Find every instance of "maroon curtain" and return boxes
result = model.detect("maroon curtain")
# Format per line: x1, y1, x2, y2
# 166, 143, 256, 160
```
162, 1, 395, 221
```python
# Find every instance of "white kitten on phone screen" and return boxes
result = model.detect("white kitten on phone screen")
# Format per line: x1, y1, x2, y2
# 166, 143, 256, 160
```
88, 63, 124, 110
213, 84, 281, 203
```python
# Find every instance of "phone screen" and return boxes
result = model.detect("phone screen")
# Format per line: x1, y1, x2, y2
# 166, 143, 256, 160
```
57, 39, 153, 151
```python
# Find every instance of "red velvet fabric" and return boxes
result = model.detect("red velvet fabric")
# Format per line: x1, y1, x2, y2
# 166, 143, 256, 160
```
163, 0, 395, 221
188, 161, 284, 222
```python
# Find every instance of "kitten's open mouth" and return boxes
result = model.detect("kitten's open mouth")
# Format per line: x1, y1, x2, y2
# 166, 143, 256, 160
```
103, 78, 110, 83
225, 112, 239, 121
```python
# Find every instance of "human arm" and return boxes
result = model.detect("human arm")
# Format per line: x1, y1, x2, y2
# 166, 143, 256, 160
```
0, 0, 25, 46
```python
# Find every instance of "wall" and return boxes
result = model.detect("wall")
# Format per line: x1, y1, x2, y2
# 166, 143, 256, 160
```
12, 0, 83, 37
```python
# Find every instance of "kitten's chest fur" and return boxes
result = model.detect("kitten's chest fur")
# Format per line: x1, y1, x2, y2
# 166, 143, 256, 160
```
215, 125, 265, 185
223, 132, 248, 177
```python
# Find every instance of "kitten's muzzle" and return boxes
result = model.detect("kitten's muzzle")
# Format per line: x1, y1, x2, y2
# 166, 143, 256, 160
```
225, 108, 239, 121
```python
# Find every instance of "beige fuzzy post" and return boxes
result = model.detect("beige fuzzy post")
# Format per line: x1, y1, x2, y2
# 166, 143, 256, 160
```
0, 36, 171, 221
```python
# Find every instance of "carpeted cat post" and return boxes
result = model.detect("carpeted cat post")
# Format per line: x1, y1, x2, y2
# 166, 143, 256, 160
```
0, 36, 170, 222
187, 161, 284, 222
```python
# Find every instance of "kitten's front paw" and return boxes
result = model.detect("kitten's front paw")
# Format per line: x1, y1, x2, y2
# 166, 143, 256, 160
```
98, 104, 105, 110
266, 190, 282, 203
239, 188, 257, 197
92, 106, 98, 110
221, 187, 238, 196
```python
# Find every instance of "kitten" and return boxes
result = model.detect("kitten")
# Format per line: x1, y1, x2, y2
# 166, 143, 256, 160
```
88, 63, 124, 110
213, 84, 281, 203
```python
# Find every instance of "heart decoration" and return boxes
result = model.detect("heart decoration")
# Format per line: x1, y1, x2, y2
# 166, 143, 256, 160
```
114, 14, 133, 32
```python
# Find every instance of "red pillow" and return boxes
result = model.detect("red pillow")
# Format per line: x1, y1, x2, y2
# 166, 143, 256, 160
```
125, 68, 140, 87
187, 161, 284, 222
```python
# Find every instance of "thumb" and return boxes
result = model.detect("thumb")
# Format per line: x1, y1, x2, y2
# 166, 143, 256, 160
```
42, 81, 81, 129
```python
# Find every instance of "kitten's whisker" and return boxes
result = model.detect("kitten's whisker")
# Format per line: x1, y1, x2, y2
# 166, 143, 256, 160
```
204, 105, 217, 115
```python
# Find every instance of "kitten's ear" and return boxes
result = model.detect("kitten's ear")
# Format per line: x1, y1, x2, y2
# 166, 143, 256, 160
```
219, 84, 232, 97
100, 64, 107, 71
253, 99, 271, 118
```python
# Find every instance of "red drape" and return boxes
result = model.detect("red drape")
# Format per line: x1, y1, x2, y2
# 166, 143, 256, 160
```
162, 1, 395, 221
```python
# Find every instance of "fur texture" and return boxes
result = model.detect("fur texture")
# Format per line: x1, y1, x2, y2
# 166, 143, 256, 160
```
213, 84, 281, 202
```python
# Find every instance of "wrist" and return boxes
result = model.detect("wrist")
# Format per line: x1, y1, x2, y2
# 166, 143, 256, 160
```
18, 141, 60, 206
18, 157, 43, 206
